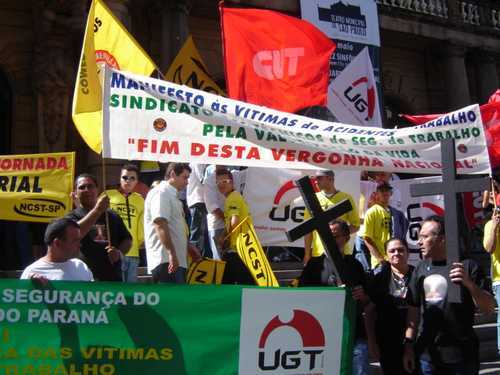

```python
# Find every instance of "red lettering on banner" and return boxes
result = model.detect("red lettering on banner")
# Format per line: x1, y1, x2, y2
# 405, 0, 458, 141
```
135, 138, 179, 155
247, 147, 260, 160
160, 141, 179, 154
0, 156, 69, 171
191, 143, 205, 155
272, 149, 286, 160
138, 139, 148, 152
13, 159, 21, 170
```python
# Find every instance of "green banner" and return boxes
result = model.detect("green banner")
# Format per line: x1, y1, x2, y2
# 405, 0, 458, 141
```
0, 280, 354, 375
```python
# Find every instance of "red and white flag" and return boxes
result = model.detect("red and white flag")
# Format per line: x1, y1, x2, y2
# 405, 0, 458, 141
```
220, 4, 335, 113
401, 89, 500, 168
327, 47, 382, 127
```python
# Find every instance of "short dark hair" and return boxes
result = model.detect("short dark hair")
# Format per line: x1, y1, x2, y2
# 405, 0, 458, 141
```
215, 168, 233, 181
121, 163, 139, 175
44, 218, 80, 246
385, 237, 409, 251
376, 182, 393, 192
330, 219, 350, 237
423, 215, 445, 236
75, 173, 98, 188
165, 163, 191, 179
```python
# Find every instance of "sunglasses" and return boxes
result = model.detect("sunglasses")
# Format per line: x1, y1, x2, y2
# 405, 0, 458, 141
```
121, 176, 136, 181
216, 179, 232, 185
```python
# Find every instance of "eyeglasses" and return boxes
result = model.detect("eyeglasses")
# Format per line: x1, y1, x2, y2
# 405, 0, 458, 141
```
121, 176, 136, 181
216, 179, 232, 185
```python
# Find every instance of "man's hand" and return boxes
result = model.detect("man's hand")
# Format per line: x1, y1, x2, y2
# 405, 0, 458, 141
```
70, 191, 80, 208
450, 262, 473, 289
95, 193, 110, 213
188, 244, 202, 262
168, 252, 179, 274
106, 245, 121, 264
303, 252, 311, 266
351, 285, 370, 305
402, 344, 415, 373
30, 273, 49, 287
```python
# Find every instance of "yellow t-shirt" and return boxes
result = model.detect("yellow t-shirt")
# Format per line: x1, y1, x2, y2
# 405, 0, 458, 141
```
106, 189, 144, 257
304, 191, 360, 257
360, 203, 391, 268
483, 220, 500, 283
224, 191, 251, 250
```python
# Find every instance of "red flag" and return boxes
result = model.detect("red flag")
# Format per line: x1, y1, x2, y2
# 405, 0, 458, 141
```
220, 4, 335, 113
401, 90, 500, 168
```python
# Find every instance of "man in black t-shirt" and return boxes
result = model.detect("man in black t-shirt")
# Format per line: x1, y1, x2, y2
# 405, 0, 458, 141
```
403, 216, 494, 375
66, 173, 132, 281
299, 219, 371, 375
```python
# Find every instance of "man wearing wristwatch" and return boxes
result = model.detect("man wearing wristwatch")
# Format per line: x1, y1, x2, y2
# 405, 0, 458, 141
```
402, 216, 494, 375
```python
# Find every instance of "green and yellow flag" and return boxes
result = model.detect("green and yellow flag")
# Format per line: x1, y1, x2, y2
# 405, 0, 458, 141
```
72, 0, 156, 153
165, 36, 225, 96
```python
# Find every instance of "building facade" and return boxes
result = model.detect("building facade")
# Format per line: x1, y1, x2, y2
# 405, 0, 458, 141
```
1, 0, 499, 173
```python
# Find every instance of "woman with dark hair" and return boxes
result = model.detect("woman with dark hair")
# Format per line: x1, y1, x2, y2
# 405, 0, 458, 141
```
368, 237, 415, 374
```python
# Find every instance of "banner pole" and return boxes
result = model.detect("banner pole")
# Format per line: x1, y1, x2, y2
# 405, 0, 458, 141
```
492, 178, 497, 210
101, 154, 112, 246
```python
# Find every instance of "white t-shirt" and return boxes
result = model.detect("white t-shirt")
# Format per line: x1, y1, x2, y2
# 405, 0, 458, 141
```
20, 258, 93, 281
186, 163, 206, 207
144, 181, 188, 272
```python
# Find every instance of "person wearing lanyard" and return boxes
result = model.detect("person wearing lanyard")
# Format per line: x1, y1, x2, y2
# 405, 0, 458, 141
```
106, 164, 144, 282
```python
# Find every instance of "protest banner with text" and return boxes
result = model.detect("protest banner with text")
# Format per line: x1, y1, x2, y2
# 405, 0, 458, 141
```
0, 152, 74, 223
102, 68, 490, 175
0, 281, 354, 375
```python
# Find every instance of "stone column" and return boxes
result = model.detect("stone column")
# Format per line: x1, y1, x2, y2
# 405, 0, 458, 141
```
442, 44, 471, 110
160, 0, 189, 72
475, 51, 499, 103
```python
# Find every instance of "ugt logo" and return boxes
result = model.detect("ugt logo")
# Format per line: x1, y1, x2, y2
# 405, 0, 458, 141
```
343, 76, 375, 121
253, 48, 305, 80
258, 310, 325, 372
268, 179, 317, 223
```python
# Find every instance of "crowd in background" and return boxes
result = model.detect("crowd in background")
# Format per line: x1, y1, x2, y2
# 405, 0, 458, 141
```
10, 162, 500, 375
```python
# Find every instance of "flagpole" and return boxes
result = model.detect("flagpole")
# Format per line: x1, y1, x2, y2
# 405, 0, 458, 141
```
101, 155, 112, 247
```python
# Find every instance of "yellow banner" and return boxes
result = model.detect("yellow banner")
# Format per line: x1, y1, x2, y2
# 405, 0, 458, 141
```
165, 35, 225, 96
0, 152, 75, 223
235, 220, 279, 287
72, 0, 156, 153
187, 258, 226, 285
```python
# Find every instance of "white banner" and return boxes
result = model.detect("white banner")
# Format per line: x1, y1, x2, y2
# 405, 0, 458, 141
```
300, 0, 380, 46
243, 168, 360, 247
103, 68, 490, 175
328, 47, 381, 127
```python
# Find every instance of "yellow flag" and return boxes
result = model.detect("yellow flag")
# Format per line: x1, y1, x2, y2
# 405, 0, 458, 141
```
235, 220, 279, 287
165, 36, 225, 96
72, 0, 156, 153
187, 258, 226, 285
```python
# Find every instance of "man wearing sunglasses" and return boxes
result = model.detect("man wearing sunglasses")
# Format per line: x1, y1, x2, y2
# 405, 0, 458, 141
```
106, 164, 145, 282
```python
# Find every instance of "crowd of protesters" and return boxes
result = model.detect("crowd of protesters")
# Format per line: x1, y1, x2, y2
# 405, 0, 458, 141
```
14, 162, 500, 374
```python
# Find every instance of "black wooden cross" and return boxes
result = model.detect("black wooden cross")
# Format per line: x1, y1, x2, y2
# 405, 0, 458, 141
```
286, 176, 354, 286
410, 138, 490, 302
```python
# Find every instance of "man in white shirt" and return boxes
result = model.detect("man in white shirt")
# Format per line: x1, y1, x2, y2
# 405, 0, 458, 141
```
187, 163, 209, 257
21, 218, 93, 282
144, 163, 201, 283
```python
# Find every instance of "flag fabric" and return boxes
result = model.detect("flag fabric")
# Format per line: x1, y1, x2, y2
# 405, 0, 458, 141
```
401, 90, 500, 168
165, 35, 225, 96
327, 47, 382, 127
234, 219, 279, 287
220, 4, 335, 113
187, 258, 226, 285
72, 0, 156, 153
